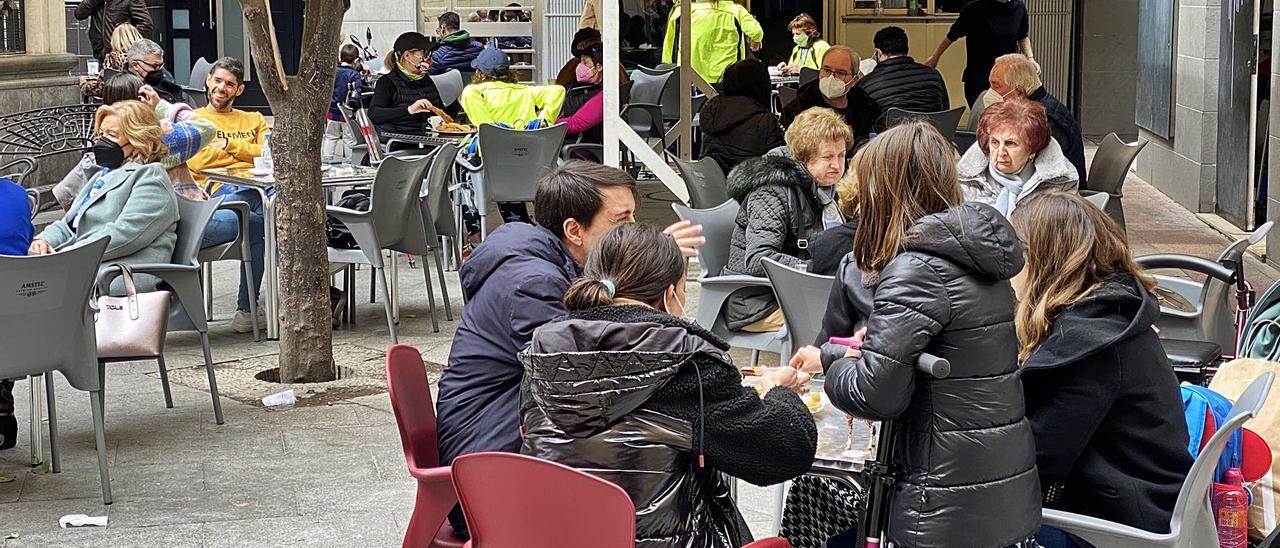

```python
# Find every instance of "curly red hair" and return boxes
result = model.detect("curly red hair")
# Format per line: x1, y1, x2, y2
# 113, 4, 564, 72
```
977, 98, 1051, 155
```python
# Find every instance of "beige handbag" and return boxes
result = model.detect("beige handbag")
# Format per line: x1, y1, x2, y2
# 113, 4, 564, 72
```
95, 264, 171, 359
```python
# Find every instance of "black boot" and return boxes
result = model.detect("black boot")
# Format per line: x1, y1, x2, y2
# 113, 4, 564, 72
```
0, 414, 15, 450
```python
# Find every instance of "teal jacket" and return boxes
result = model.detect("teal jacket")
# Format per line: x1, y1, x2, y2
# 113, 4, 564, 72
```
38, 162, 179, 292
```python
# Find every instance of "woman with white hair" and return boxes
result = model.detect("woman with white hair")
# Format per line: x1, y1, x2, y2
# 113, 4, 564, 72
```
988, 53, 1087, 181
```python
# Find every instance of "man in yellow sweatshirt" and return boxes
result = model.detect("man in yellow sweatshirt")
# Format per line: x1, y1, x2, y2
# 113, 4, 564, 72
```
188, 57, 270, 333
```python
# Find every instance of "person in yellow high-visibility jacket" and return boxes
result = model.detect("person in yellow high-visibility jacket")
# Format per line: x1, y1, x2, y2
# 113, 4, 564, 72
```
779, 13, 830, 75
460, 48, 566, 127
661, 0, 763, 84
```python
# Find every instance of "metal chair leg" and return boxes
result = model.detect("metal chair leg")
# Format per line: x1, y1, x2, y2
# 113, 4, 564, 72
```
369, 263, 377, 304
243, 260, 261, 341
433, 247, 453, 321
200, 332, 224, 425
420, 258, 440, 333
750, 349, 761, 367
378, 266, 398, 343
89, 390, 112, 505
202, 262, 214, 320
45, 374, 60, 474
157, 356, 173, 408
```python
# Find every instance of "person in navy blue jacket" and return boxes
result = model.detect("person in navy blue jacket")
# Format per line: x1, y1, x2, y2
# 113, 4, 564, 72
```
434, 161, 702, 539
429, 12, 485, 76
323, 44, 364, 162
0, 175, 34, 449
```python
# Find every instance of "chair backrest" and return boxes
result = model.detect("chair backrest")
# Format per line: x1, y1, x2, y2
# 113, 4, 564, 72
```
1083, 192, 1109, 211
1085, 132, 1148, 195
777, 86, 798, 111
669, 154, 729, 209
762, 258, 835, 352
453, 452, 637, 548
173, 195, 223, 267
423, 142, 460, 240
188, 57, 213, 91
385, 344, 444, 471
882, 106, 967, 142
371, 154, 436, 253
1, 156, 36, 186
965, 92, 988, 132
636, 65, 680, 122
627, 68, 672, 107
798, 67, 819, 88
0, 236, 108, 392
478, 123, 569, 203
672, 200, 739, 279
1168, 372, 1273, 540
430, 69, 466, 108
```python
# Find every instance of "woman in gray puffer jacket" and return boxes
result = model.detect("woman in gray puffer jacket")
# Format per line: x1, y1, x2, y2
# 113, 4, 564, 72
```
794, 121, 1041, 547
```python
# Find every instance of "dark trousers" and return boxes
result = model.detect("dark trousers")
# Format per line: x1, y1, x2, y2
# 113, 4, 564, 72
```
0, 379, 12, 415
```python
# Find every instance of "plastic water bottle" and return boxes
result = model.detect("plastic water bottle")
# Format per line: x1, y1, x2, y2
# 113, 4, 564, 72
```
1213, 467, 1249, 547
261, 134, 274, 171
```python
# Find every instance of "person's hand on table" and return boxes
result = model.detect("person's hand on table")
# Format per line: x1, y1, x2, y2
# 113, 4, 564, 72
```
788, 345, 824, 374
138, 85, 161, 108
663, 220, 704, 258
28, 240, 53, 255
757, 367, 811, 397
408, 98, 435, 115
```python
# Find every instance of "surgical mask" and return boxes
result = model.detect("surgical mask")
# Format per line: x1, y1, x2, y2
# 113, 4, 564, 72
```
575, 63, 596, 84
793, 34, 809, 47
985, 87, 1017, 107
144, 69, 165, 86
664, 286, 695, 323
92, 138, 126, 170
818, 75, 849, 99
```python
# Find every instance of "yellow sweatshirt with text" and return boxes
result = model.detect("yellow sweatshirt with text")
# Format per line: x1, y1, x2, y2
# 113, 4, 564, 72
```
187, 106, 270, 194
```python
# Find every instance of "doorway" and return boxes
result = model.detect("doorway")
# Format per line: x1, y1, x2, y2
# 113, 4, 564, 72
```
1216, 0, 1273, 229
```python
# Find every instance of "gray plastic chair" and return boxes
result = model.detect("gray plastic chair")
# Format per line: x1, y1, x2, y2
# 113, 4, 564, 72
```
636, 65, 681, 126
672, 201, 782, 364
1, 156, 35, 185
668, 153, 729, 209
473, 123, 568, 234
97, 196, 226, 424
1081, 132, 1148, 229
965, 92, 988, 132
182, 57, 213, 107
0, 236, 112, 503
1083, 192, 1109, 211
420, 142, 460, 315
198, 200, 259, 340
761, 258, 835, 360
327, 154, 441, 341
798, 67, 819, 88
777, 86, 798, 111
882, 106, 967, 143
1043, 371, 1274, 547
621, 68, 671, 149
430, 69, 465, 108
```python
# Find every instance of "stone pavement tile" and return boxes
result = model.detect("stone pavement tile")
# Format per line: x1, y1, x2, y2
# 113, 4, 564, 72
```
201, 403, 387, 435
113, 428, 285, 468
198, 513, 402, 548
17, 461, 199, 503
0, 471, 23, 504
106, 482, 299, 529
0, 497, 110, 536
292, 478, 416, 519
203, 447, 382, 491
3, 522, 205, 548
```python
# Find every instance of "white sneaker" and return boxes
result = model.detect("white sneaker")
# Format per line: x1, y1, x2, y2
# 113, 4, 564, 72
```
230, 309, 264, 334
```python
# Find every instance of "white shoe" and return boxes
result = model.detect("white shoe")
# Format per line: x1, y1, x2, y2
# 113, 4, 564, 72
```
230, 309, 264, 334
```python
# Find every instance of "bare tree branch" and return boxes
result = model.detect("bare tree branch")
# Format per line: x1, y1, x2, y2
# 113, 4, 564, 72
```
239, 0, 289, 95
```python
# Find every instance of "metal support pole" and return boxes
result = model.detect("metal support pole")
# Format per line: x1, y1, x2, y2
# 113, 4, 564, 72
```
678, 0, 693, 160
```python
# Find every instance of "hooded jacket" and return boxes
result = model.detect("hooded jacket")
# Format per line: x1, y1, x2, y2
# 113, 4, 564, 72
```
1029, 87, 1088, 183
957, 138, 1080, 217
724, 156, 831, 330
1022, 275, 1192, 533
429, 31, 486, 75
856, 56, 950, 114
74, 0, 154, 61
521, 305, 817, 548
436, 223, 581, 465
822, 202, 1041, 547
699, 95, 787, 174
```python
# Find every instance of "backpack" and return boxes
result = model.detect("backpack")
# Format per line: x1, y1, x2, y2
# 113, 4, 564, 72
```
1241, 279, 1280, 360
1183, 384, 1246, 483
325, 190, 370, 249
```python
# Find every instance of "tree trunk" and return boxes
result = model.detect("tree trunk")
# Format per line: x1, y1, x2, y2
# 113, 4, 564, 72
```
240, 0, 349, 382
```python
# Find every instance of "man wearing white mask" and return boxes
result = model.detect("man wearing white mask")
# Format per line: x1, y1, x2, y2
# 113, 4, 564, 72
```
780, 46, 882, 149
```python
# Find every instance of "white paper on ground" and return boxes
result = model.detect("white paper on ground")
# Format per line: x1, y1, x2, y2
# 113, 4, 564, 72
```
261, 389, 296, 407
59, 514, 108, 528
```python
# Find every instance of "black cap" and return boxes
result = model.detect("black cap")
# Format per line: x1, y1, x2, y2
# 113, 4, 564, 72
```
393, 32, 431, 55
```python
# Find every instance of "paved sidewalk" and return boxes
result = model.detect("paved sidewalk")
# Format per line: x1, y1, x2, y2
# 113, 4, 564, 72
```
2, 151, 1273, 546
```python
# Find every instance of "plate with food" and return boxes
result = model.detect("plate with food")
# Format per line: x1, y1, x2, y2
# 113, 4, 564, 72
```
426, 106, 477, 135
804, 391, 825, 414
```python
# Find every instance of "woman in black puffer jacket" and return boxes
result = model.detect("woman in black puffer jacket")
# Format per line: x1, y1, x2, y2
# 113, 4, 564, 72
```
700, 59, 786, 173
521, 224, 818, 548
793, 121, 1041, 547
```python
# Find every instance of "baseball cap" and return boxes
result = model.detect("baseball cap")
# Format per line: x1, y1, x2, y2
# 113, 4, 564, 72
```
471, 47, 511, 75
393, 32, 431, 55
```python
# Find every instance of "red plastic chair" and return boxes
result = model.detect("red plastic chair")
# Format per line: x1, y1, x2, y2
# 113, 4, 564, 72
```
744, 539, 793, 548
385, 344, 466, 548
452, 452, 637, 548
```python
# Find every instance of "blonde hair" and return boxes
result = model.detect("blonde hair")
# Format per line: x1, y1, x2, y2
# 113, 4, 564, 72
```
94, 101, 168, 164
994, 53, 1042, 94
1010, 192, 1157, 360
788, 13, 820, 39
111, 23, 144, 54
835, 167, 858, 218
852, 121, 963, 272
785, 107, 853, 165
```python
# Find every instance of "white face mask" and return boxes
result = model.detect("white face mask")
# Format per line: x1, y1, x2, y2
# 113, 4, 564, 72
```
819, 75, 850, 99
664, 285, 695, 323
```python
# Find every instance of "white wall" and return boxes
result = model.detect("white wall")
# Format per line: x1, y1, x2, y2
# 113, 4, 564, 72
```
343, 0, 419, 64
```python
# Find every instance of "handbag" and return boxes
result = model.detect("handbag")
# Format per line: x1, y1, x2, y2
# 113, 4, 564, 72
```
95, 264, 171, 359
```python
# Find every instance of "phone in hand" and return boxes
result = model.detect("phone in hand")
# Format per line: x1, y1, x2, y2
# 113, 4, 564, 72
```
828, 337, 862, 350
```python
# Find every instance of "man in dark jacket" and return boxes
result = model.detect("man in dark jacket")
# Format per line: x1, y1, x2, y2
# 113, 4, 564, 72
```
125, 39, 185, 104
435, 161, 701, 538
858, 26, 949, 114
990, 53, 1087, 182
780, 46, 883, 147
75, 0, 153, 62
430, 12, 485, 76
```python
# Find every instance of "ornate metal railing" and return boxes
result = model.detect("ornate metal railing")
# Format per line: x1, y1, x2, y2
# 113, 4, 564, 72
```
0, 104, 98, 160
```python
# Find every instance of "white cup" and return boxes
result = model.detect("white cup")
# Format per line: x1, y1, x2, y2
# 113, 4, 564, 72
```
428, 116, 444, 130
253, 157, 266, 171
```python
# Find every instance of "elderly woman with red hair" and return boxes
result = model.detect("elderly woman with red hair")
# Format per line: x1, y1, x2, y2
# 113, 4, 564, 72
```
957, 98, 1079, 217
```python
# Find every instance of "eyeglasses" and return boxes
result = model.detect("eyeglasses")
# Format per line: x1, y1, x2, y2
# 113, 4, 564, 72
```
820, 66, 853, 80
135, 59, 163, 72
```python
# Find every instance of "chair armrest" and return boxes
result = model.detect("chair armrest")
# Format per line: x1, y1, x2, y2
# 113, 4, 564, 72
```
408, 464, 453, 484
699, 274, 773, 289
96, 263, 200, 295
218, 200, 252, 235
621, 103, 666, 134
1040, 509, 1163, 544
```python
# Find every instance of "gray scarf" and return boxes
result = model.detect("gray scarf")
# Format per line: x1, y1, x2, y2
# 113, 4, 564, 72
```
988, 157, 1036, 216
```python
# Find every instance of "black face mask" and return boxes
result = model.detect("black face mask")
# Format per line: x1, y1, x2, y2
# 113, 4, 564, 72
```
144, 69, 165, 86
92, 138, 126, 170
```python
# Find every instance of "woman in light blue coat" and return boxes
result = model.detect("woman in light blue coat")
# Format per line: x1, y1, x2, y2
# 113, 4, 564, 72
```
29, 100, 178, 292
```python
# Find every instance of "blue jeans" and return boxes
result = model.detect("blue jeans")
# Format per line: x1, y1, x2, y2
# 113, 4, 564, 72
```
1036, 525, 1090, 548
201, 187, 266, 312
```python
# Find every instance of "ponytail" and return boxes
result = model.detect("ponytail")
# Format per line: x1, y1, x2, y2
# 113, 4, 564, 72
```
384, 51, 398, 71
563, 278, 616, 311
560, 224, 686, 313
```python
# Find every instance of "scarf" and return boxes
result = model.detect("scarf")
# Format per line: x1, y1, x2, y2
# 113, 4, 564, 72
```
399, 65, 426, 81
988, 156, 1036, 217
